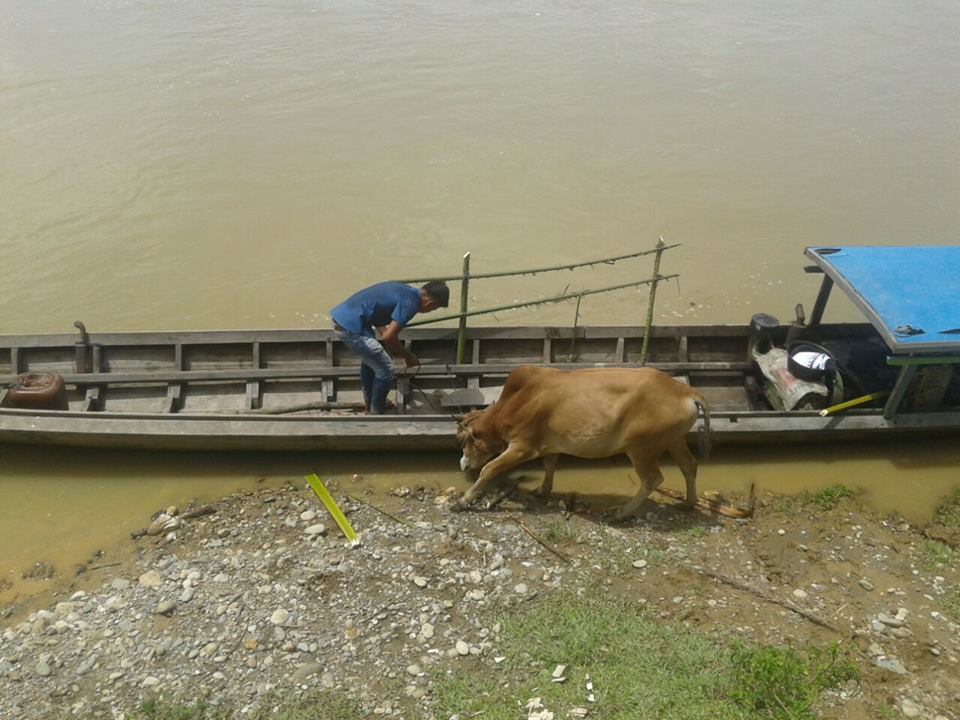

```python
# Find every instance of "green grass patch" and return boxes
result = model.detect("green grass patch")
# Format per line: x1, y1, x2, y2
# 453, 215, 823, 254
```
433, 594, 858, 720
729, 641, 858, 718
942, 589, 960, 624
125, 692, 360, 720
919, 539, 958, 571
933, 486, 960, 528
801, 484, 859, 511
872, 702, 899, 720
128, 700, 228, 720
543, 520, 581, 545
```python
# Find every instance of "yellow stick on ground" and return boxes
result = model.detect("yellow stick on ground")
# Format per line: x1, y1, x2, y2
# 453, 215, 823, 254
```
819, 390, 890, 417
305, 474, 360, 546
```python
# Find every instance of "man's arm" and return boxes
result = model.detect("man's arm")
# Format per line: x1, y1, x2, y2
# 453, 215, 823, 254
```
379, 321, 419, 367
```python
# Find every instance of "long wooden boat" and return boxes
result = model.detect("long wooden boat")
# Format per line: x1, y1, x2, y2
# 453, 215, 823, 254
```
1, 246, 958, 451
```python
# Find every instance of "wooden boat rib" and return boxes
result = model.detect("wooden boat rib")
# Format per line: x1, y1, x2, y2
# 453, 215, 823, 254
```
0, 246, 958, 450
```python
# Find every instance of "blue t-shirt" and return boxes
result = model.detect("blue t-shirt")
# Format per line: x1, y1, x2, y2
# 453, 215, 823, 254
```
330, 282, 420, 337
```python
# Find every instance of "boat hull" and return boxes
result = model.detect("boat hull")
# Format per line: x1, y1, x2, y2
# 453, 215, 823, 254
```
1, 407, 958, 452
1, 323, 957, 451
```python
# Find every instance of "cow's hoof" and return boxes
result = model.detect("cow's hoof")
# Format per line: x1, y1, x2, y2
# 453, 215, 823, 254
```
681, 501, 697, 512
610, 509, 635, 525
448, 499, 469, 513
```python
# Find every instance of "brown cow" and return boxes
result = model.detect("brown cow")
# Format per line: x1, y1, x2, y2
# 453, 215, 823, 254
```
454, 365, 711, 520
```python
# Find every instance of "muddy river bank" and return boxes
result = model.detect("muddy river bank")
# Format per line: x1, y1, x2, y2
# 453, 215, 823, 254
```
2, 471, 959, 718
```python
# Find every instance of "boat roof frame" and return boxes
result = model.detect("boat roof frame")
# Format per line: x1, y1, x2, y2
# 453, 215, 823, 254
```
804, 245, 960, 356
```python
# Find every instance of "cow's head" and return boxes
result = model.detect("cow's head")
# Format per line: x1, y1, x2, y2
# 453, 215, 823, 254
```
456, 410, 503, 471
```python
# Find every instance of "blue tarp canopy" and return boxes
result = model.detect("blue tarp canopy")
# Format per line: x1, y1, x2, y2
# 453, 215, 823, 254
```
805, 246, 960, 354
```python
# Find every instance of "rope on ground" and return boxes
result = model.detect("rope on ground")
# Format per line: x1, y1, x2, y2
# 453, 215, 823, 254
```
505, 510, 571, 563
345, 492, 410, 527
687, 566, 840, 633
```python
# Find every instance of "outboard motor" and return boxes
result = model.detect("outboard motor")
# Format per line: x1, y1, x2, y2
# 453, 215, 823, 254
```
749, 313, 842, 411
747, 313, 780, 361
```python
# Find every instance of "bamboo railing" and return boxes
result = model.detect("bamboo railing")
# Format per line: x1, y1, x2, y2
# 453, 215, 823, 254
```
399, 238, 677, 365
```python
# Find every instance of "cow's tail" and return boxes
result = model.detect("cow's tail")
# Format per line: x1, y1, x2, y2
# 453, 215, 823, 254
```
691, 390, 712, 460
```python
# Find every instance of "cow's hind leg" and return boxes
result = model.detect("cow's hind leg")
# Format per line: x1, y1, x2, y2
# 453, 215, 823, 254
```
455, 445, 539, 511
615, 450, 664, 522
668, 440, 698, 510
536, 454, 559, 497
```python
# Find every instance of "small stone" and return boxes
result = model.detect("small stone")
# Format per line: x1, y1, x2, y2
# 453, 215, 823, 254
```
877, 613, 904, 628
111, 578, 131, 591
155, 600, 176, 616
179, 587, 196, 603
514, 583, 528, 594
300, 510, 317, 521
270, 609, 291, 625
858, 578, 874, 591
406, 664, 422, 677
792, 589, 808, 600
36, 661, 51, 677
142, 676, 160, 688
420, 623, 435, 639
777, 529, 786, 535
455, 640, 469, 656
900, 698, 921, 718
304, 524, 326, 537
632, 560, 648, 569
874, 656, 908, 675
138, 571, 163, 588
413, 576, 429, 588
291, 662, 323, 683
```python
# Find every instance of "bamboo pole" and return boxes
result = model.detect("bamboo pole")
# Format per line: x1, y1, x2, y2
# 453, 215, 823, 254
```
568, 293, 582, 362
639, 237, 666, 365
407, 274, 679, 327
455, 252, 471, 364
397, 244, 680, 284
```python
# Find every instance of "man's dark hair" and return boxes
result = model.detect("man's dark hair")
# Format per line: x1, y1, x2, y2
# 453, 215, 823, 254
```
421, 280, 450, 308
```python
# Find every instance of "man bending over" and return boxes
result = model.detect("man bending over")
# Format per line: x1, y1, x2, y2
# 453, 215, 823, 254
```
330, 280, 449, 413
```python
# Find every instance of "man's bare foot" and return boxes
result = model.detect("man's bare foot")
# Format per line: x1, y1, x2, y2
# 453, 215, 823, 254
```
364, 399, 397, 414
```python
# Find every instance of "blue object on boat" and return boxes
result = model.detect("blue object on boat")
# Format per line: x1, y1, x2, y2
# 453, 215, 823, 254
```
805, 246, 960, 353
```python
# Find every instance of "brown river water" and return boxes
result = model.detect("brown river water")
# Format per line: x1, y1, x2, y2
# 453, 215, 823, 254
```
1, 0, 959, 604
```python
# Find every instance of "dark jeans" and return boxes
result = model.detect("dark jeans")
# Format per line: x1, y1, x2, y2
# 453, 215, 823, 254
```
335, 330, 394, 413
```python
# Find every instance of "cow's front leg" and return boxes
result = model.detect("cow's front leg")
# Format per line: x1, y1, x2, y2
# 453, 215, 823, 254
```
535, 454, 559, 497
454, 445, 538, 511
